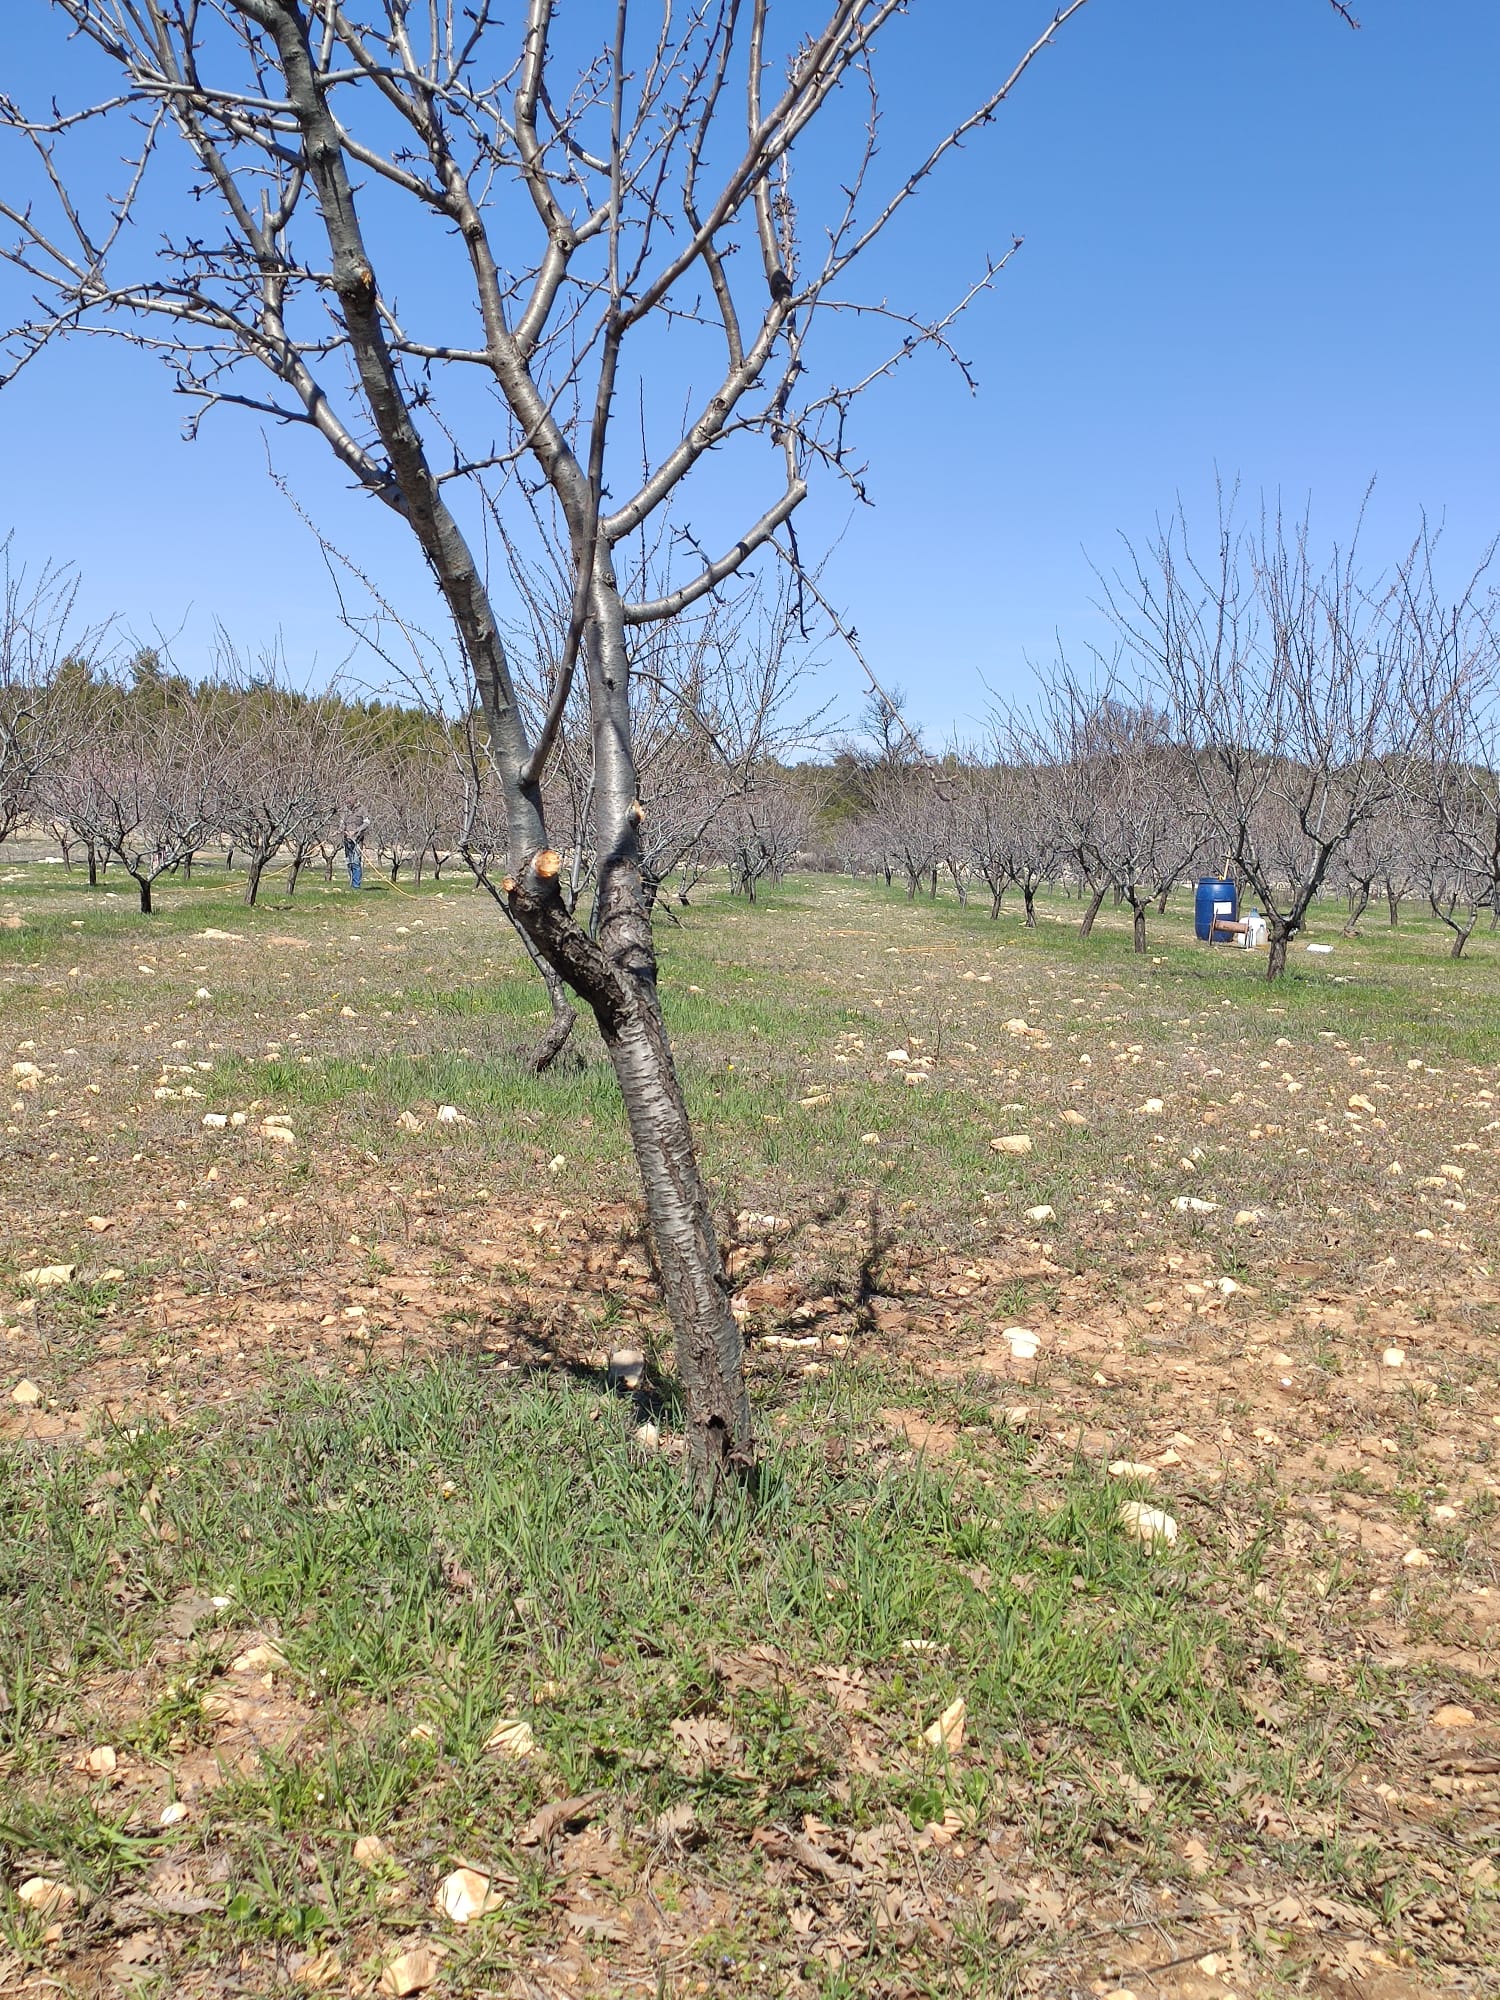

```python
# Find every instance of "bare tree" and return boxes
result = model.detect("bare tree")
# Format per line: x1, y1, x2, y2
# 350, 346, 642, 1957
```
1034, 672, 1194, 954
0, 2, 1356, 1490
209, 665, 351, 904
1108, 495, 1441, 979
0, 540, 99, 847
44, 679, 215, 911
1410, 589, 1500, 958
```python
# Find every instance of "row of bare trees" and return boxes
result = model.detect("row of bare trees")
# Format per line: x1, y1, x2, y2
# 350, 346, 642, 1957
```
0, 553, 826, 923
831, 503, 1500, 976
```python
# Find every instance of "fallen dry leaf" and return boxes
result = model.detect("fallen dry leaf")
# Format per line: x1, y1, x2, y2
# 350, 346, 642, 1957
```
518, 1791, 603, 1847
21, 1263, 74, 1288
1431, 1704, 1477, 1730
293, 1947, 344, 1990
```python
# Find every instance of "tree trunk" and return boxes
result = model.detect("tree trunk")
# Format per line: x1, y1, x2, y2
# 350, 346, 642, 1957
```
287, 853, 303, 895
1342, 883, 1370, 936
569, 585, 751, 1499
1023, 882, 1036, 927
183, 850, 193, 882
245, 853, 265, 907
1132, 901, 1148, 954
136, 874, 153, 915
1451, 922, 1476, 960
1386, 883, 1400, 927
1078, 883, 1105, 939
1267, 930, 1288, 980
1155, 882, 1171, 915
86, 842, 98, 888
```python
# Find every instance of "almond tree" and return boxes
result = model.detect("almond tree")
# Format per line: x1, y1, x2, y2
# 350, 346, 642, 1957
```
210, 675, 351, 904
1035, 673, 1194, 954
44, 681, 215, 912
0, 1, 1355, 1493
1108, 497, 1440, 979
0, 540, 98, 848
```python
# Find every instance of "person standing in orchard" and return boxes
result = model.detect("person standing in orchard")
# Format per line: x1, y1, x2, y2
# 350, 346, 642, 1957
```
340, 797, 370, 891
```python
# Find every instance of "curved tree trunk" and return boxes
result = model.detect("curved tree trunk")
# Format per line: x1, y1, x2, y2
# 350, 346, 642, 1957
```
1267, 930, 1289, 980
245, 852, 266, 907
1078, 883, 1105, 938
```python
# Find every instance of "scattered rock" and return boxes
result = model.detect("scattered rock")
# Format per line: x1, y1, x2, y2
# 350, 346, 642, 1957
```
1430, 1704, 1476, 1730
11, 1379, 41, 1406
922, 1695, 966, 1753
1002, 1327, 1040, 1361
21, 1263, 74, 1288
436, 1104, 470, 1126
18, 1877, 75, 1918
1025, 1204, 1055, 1222
435, 1866, 503, 1924
378, 1944, 445, 1996
484, 1718, 536, 1759
231, 1642, 288, 1674
607, 1347, 646, 1390
989, 1134, 1032, 1155
1118, 1501, 1178, 1547
352, 1834, 390, 1868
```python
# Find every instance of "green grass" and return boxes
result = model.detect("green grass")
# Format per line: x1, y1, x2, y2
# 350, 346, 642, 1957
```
0, 1363, 1365, 1988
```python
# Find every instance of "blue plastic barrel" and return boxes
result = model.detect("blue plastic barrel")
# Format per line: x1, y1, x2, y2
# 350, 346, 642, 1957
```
1194, 877, 1238, 942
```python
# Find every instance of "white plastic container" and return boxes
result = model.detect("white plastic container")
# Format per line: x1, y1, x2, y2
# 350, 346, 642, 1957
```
1236, 913, 1268, 949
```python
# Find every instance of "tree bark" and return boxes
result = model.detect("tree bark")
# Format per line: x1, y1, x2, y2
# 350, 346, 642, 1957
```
1131, 900, 1148, 954
1267, 930, 1288, 980
1078, 883, 1105, 939
245, 853, 265, 907
1023, 882, 1037, 927
86, 842, 97, 887
136, 875, 152, 915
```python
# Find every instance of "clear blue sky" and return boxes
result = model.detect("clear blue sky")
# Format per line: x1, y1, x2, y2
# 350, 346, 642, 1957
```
2, 1, 1496, 739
